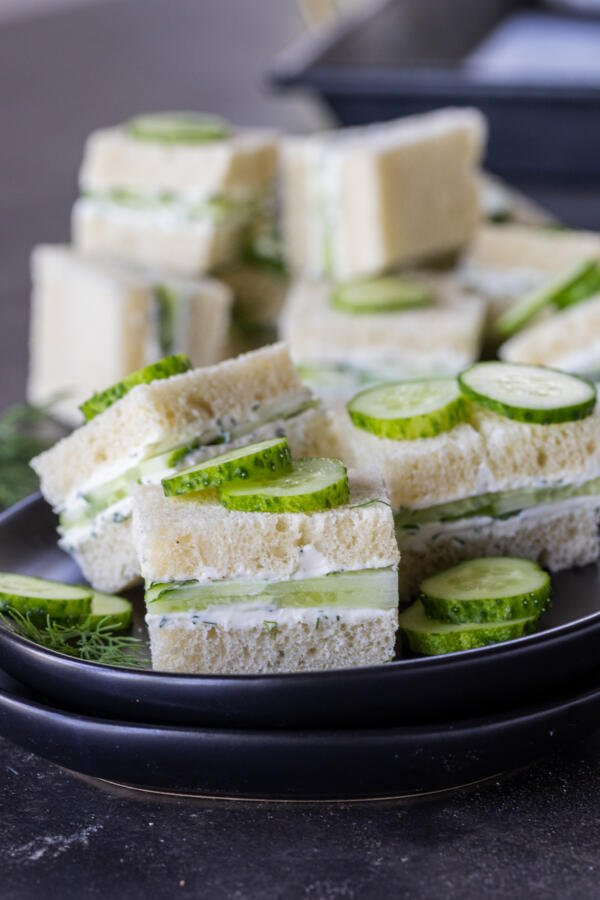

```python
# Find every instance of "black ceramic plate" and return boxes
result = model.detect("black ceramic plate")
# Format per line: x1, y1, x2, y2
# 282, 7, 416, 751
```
1, 664, 600, 799
3, 495, 600, 730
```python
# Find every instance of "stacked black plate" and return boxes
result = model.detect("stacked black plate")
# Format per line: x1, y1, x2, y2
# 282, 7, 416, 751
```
2, 495, 600, 800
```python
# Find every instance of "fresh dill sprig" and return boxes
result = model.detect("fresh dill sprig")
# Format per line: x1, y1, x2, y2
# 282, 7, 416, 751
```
0, 401, 68, 510
0, 608, 149, 669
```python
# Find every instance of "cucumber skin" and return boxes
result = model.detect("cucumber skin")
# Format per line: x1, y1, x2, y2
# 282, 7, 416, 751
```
218, 476, 350, 514
400, 616, 539, 656
348, 394, 467, 440
80, 353, 192, 421
162, 440, 292, 497
421, 586, 550, 625
458, 367, 596, 425
0, 592, 92, 627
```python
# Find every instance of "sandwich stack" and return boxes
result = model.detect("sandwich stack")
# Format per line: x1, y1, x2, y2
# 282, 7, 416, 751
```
28, 112, 286, 424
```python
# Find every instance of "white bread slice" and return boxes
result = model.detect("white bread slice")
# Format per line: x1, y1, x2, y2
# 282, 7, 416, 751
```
27, 245, 233, 426
333, 401, 600, 507
31, 343, 313, 508
467, 223, 600, 274
280, 274, 485, 376
282, 108, 486, 280
72, 198, 249, 277
499, 293, 600, 373
146, 608, 397, 674
396, 497, 600, 597
132, 470, 398, 584
80, 125, 278, 202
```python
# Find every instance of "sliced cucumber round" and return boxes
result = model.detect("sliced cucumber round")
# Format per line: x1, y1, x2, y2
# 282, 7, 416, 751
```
0, 574, 92, 624
80, 353, 191, 421
347, 378, 467, 440
495, 260, 599, 338
459, 362, 596, 424
218, 458, 349, 513
331, 276, 433, 314
162, 438, 292, 497
125, 112, 230, 143
420, 557, 551, 624
398, 600, 539, 656
85, 591, 133, 631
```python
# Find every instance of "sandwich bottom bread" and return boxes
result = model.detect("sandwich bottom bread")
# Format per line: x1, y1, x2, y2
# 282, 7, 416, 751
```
132, 469, 399, 674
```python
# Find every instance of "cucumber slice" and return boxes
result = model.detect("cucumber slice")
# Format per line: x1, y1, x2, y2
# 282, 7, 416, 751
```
420, 557, 551, 624
85, 591, 132, 631
495, 260, 600, 338
80, 353, 192, 421
125, 112, 229, 143
347, 378, 467, 440
146, 568, 398, 614
0, 574, 92, 624
218, 458, 349, 513
162, 438, 292, 497
459, 362, 596, 424
398, 600, 539, 656
331, 276, 433, 314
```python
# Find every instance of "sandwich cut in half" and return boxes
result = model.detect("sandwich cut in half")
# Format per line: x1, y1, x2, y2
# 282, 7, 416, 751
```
72, 111, 278, 276
281, 107, 486, 281
28, 245, 233, 425
132, 455, 400, 674
31, 344, 325, 593
335, 362, 600, 596
280, 272, 486, 400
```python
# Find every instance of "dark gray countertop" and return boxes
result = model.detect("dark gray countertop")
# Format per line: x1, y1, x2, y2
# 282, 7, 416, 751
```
3, 731, 600, 900
3, 2, 600, 897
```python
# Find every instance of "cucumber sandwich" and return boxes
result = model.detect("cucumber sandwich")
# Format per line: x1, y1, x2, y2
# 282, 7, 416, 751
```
132, 445, 399, 673
280, 273, 486, 400
31, 343, 326, 594
336, 361, 600, 596
28, 245, 233, 425
72, 112, 278, 277
460, 223, 600, 336
281, 107, 485, 282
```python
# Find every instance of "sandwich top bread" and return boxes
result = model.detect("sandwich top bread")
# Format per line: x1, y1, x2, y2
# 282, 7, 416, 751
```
80, 113, 278, 203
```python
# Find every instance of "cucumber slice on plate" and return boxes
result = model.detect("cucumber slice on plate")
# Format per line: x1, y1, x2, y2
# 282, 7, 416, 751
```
79, 353, 191, 421
86, 591, 133, 631
218, 458, 349, 513
495, 259, 600, 338
162, 438, 292, 497
125, 112, 230, 143
331, 276, 433, 314
0, 574, 92, 624
459, 362, 596, 424
420, 557, 551, 624
398, 600, 539, 656
347, 378, 467, 440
